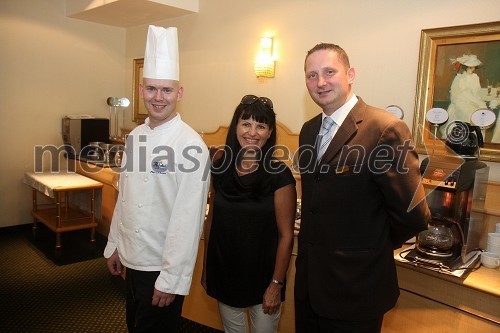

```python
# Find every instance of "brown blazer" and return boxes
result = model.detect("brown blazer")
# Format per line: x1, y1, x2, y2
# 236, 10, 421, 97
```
295, 97, 430, 321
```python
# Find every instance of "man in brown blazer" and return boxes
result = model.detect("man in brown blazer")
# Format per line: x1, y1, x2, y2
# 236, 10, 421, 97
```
294, 43, 430, 333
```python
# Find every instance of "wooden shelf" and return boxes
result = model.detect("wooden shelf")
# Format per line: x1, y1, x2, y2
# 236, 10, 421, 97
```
32, 207, 98, 233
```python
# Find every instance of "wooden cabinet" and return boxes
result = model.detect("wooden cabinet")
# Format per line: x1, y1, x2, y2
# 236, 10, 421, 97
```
383, 263, 500, 333
383, 289, 497, 333
74, 163, 119, 237
181, 239, 223, 329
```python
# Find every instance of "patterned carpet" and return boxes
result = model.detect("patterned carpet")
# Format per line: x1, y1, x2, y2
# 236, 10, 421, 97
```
0, 225, 223, 333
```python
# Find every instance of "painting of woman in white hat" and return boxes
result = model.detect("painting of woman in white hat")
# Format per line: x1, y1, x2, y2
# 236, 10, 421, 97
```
441, 54, 487, 137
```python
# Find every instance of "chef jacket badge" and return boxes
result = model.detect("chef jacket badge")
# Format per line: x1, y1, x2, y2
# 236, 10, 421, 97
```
151, 160, 169, 174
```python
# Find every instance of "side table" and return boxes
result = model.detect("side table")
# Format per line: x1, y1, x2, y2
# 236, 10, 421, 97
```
24, 172, 104, 251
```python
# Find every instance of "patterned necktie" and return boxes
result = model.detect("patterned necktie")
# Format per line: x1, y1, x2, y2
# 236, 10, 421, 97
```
317, 117, 335, 161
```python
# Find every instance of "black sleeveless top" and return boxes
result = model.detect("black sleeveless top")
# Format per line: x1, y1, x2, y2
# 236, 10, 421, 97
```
206, 160, 295, 307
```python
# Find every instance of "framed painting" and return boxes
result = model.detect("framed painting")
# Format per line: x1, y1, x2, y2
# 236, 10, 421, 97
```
132, 58, 148, 122
412, 21, 500, 161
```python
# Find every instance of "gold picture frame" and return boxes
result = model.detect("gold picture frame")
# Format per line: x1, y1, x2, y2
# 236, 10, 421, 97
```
412, 21, 500, 161
132, 58, 147, 122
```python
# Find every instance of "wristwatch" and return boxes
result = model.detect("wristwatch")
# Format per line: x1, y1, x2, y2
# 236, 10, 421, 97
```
271, 279, 284, 286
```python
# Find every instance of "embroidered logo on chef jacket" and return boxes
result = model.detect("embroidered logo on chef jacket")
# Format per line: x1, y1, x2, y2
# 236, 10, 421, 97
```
151, 160, 169, 174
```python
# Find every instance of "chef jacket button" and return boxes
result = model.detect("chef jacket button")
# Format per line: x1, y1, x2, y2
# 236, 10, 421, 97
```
144, 177, 148, 182
138, 203, 143, 208
309, 210, 315, 215
315, 176, 320, 182
135, 229, 139, 233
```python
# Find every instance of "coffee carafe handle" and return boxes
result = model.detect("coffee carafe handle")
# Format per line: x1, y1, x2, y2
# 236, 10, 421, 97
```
473, 125, 484, 148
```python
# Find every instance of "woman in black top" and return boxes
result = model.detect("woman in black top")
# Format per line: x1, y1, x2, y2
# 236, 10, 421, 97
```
202, 95, 297, 332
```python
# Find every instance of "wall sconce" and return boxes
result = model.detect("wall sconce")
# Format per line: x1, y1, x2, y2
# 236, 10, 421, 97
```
254, 37, 275, 78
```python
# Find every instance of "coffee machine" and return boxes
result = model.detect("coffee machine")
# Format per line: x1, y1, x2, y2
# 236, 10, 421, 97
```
404, 154, 489, 275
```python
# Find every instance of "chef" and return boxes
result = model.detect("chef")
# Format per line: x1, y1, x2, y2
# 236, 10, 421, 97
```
104, 25, 210, 332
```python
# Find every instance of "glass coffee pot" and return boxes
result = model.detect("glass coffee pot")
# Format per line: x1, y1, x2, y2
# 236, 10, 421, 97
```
416, 216, 465, 258
445, 121, 483, 157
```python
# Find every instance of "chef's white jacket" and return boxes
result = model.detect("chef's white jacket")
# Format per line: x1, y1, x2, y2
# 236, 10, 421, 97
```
104, 114, 210, 295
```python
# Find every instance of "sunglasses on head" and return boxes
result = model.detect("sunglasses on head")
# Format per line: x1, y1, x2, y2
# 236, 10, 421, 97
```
240, 95, 274, 111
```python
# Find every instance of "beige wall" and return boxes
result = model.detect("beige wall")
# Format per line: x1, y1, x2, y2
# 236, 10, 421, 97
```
123, 0, 500, 177
0, 0, 126, 228
1, 0, 500, 228
123, 0, 499, 135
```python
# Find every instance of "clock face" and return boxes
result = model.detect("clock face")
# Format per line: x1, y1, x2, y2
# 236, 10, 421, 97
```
471, 109, 496, 129
385, 105, 404, 119
426, 108, 449, 125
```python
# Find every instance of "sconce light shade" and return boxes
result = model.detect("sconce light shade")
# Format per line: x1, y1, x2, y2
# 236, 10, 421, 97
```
254, 37, 275, 78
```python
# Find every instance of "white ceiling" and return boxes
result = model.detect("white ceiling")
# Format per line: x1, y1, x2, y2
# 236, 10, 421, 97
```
66, 0, 199, 28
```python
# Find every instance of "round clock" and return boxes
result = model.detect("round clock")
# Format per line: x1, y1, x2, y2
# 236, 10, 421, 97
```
426, 108, 449, 125
385, 105, 404, 119
471, 108, 496, 129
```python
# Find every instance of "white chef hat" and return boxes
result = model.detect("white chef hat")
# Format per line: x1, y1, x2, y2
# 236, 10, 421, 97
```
143, 25, 179, 80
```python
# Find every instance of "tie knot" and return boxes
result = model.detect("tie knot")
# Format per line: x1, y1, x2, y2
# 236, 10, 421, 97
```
320, 117, 335, 134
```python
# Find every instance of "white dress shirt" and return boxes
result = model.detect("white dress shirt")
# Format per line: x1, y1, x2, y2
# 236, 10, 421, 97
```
320, 94, 358, 142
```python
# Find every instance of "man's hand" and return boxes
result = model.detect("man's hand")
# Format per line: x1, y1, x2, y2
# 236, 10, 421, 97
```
106, 250, 123, 276
152, 289, 176, 307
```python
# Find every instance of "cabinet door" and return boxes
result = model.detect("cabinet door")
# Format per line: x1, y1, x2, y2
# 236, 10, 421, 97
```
383, 290, 498, 333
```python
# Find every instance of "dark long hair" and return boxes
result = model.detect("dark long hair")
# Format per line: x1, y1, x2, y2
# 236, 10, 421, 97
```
213, 97, 277, 176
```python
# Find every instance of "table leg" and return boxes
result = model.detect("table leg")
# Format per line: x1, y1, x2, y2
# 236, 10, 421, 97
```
55, 233, 62, 250
55, 192, 62, 249
32, 188, 38, 239
64, 192, 68, 214
90, 189, 96, 243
